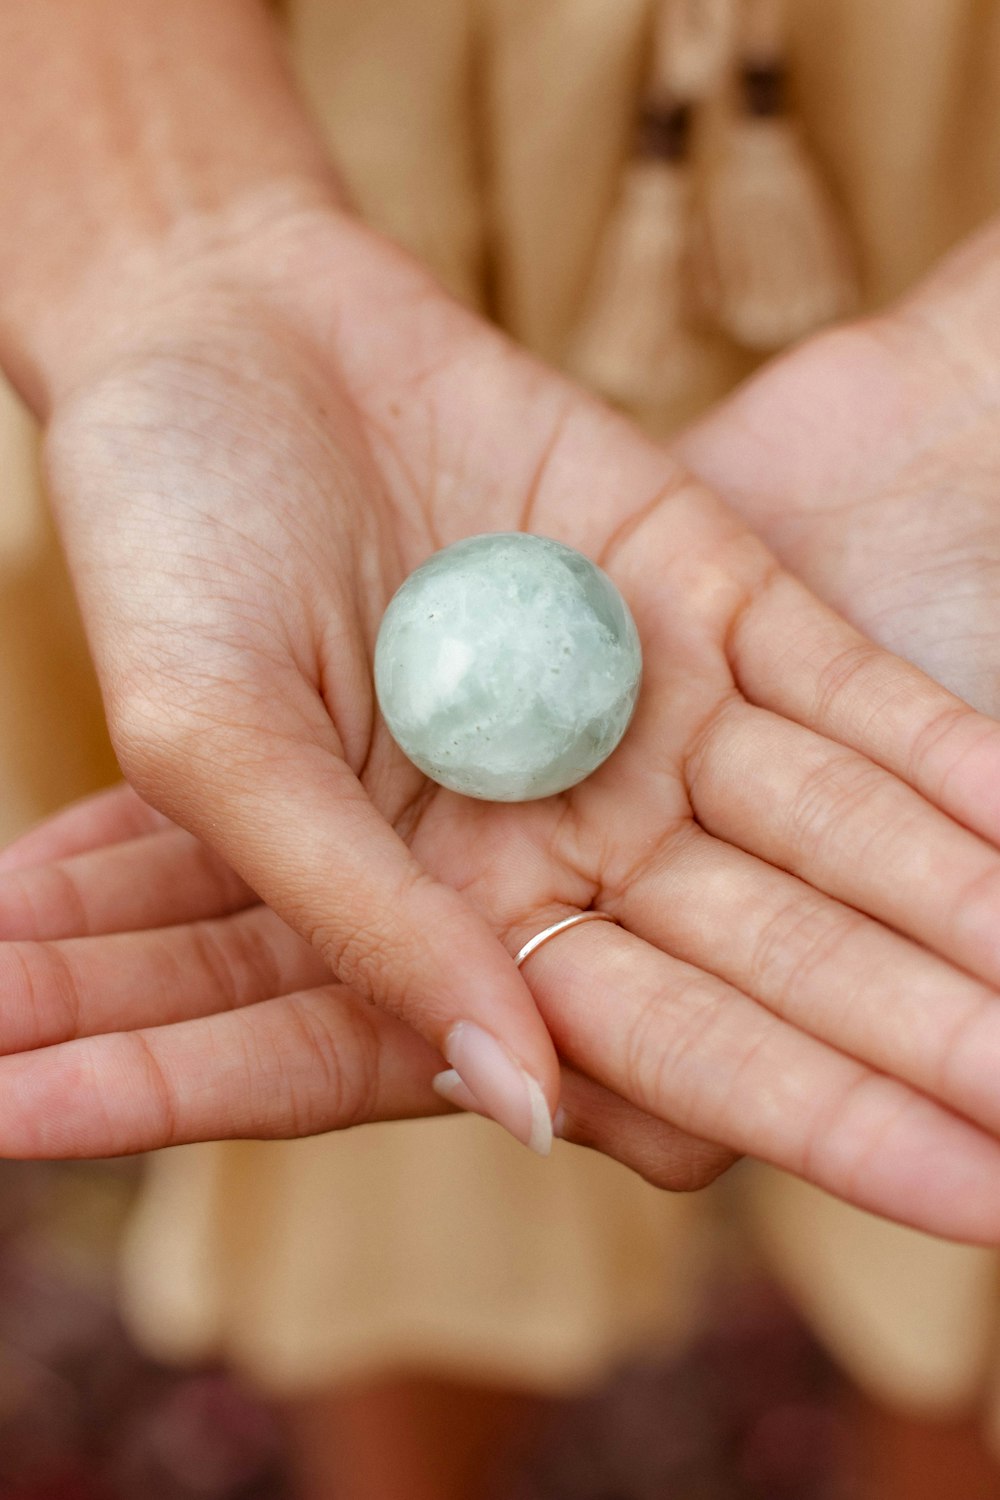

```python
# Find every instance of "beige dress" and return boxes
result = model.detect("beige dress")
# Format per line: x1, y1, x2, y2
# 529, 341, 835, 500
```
4, 0, 1000, 1422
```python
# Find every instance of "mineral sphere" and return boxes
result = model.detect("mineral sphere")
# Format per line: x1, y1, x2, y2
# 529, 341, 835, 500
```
374, 532, 642, 802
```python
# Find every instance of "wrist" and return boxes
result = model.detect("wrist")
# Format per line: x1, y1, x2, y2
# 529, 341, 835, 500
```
3, 178, 353, 415
0, 0, 346, 414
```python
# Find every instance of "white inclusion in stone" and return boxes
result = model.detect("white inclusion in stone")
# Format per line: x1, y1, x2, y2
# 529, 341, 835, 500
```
404, 634, 476, 724
374, 532, 643, 802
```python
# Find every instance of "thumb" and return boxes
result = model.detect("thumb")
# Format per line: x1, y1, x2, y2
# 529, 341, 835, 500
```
111, 679, 558, 1156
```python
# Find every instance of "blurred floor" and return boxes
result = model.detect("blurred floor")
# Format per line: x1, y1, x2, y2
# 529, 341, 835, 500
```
0, 1160, 284, 1499
0, 1158, 994, 1500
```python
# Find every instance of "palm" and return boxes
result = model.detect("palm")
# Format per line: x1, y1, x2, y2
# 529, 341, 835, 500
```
678, 254, 1000, 715
10, 213, 1000, 1242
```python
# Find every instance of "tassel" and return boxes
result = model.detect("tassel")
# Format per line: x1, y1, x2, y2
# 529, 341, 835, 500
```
565, 107, 706, 412
695, 0, 858, 350
653, 0, 737, 97
565, 0, 736, 421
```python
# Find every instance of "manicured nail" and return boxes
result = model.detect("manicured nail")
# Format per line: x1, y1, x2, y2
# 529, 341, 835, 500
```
443, 1023, 553, 1156
553, 1105, 568, 1140
432, 1068, 481, 1114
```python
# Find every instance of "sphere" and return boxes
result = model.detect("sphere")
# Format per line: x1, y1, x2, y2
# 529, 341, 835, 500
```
374, 532, 642, 802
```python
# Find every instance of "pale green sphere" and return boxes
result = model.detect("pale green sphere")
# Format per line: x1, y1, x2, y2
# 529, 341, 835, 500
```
374, 532, 642, 802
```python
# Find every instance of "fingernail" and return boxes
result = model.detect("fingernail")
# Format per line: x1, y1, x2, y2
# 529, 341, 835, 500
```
553, 1105, 568, 1140
443, 1024, 553, 1156
432, 1068, 481, 1114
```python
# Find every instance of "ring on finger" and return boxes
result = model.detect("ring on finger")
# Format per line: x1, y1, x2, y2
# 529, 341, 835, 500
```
514, 910, 620, 968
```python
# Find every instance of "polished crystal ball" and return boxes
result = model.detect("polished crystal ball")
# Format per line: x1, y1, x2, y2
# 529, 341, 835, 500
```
374, 532, 642, 801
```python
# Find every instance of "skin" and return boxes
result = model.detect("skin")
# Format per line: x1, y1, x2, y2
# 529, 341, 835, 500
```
7, 207, 1000, 1243
679, 219, 1000, 720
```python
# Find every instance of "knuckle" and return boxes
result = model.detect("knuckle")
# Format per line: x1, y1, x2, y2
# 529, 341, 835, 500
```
313, 870, 440, 1021
316, 919, 396, 1005
904, 702, 977, 791
281, 992, 382, 1133
5, 942, 83, 1046
909, 707, 1000, 833
796, 1071, 873, 1188
682, 696, 744, 803
108, 666, 257, 807
186, 921, 246, 1011
745, 895, 863, 1009
623, 973, 730, 1117
719, 558, 785, 662
783, 751, 883, 863
119, 1031, 179, 1148
953, 863, 1000, 947
108, 682, 202, 791
809, 639, 885, 726
36, 944, 86, 1043
1, 863, 89, 942
934, 991, 994, 1099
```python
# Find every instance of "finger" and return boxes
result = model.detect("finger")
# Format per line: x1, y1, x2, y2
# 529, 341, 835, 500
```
731, 571, 1000, 845
618, 825, 1000, 1138
686, 702, 1000, 991
555, 1069, 738, 1191
0, 827, 255, 941
2, 887, 737, 1192
513, 917, 1000, 1243
435, 1063, 737, 1191
0, 905, 327, 1050
112, 678, 559, 1154
0, 986, 445, 1158
0, 783, 168, 874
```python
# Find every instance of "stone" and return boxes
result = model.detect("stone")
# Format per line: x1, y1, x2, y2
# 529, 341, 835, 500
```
374, 532, 642, 801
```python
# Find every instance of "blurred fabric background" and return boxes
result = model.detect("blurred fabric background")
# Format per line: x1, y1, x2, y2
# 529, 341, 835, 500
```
7, 2, 1000, 1494
0, 1154, 866, 1499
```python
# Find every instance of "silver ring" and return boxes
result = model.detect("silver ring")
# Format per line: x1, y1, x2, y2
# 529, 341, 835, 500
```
514, 910, 620, 968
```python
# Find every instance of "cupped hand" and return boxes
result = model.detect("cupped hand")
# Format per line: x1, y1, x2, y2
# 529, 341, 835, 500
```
678, 217, 1000, 716
10, 206, 1000, 1240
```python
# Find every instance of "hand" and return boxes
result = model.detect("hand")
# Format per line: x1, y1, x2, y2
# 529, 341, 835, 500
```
9, 207, 1000, 1241
0, 782, 733, 1190
677, 218, 1000, 715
